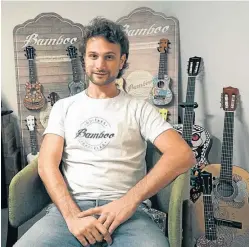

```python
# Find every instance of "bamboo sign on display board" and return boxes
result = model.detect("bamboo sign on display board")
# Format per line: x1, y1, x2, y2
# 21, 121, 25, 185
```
13, 13, 85, 167
116, 7, 179, 124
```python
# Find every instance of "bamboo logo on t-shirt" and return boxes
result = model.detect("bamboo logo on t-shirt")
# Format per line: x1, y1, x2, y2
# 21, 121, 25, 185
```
75, 117, 115, 151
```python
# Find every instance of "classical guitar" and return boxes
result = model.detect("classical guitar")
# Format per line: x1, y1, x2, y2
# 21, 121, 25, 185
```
66, 45, 86, 96
26, 115, 39, 163
40, 92, 60, 129
173, 57, 212, 202
23, 46, 46, 110
151, 38, 173, 106
194, 87, 249, 246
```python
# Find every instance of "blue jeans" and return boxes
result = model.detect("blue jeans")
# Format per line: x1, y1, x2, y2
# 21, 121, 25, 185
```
14, 200, 170, 247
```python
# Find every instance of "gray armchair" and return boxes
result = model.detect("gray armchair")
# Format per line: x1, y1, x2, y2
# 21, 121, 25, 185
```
7, 143, 191, 247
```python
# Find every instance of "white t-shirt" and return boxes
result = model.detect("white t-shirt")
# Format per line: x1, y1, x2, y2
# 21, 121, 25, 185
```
44, 90, 172, 201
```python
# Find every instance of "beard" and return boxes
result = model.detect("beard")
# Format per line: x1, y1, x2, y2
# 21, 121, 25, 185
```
87, 71, 118, 86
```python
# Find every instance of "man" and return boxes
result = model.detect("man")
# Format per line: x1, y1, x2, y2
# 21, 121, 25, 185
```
15, 17, 195, 247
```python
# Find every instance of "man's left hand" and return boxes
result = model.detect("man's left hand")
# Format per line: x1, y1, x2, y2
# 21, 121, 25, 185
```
77, 197, 138, 234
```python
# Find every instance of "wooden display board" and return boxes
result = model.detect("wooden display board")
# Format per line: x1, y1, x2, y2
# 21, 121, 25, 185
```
13, 13, 85, 167
116, 7, 179, 124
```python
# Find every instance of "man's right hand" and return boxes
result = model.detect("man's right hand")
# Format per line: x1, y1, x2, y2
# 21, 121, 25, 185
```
66, 216, 112, 246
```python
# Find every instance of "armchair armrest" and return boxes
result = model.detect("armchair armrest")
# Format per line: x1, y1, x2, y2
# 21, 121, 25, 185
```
8, 157, 51, 227
168, 170, 190, 247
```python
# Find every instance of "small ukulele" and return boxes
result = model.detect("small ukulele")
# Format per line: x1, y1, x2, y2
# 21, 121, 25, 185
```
67, 45, 86, 96
151, 38, 173, 106
23, 46, 46, 110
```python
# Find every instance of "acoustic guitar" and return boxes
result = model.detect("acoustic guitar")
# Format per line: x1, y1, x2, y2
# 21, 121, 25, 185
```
173, 57, 212, 202
66, 45, 86, 96
150, 38, 173, 106
23, 46, 46, 110
194, 87, 249, 246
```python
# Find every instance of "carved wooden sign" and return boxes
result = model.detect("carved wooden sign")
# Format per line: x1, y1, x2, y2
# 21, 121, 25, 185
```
13, 12, 85, 167
116, 7, 179, 124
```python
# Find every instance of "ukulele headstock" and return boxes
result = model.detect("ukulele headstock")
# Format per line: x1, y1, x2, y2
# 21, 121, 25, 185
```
157, 38, 170, 53
66, 45, 78, 59
187, 56, 202, 76
24, 46, 36, 60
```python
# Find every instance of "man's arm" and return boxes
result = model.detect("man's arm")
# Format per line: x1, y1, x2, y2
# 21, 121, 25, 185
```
38, 133, 81, 221
123, 128, 195, 205
77, 128, 195, 234
38, 133, 112, 246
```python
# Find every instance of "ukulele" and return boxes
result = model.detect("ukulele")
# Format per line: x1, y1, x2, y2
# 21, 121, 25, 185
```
194, 87, 249, 246
40, 92, 60, 129
23, 46, 46, 110
173, 57, 212, 202
150, 38, 173, 106
26, 115, 39, 163
66, 45, 86, 96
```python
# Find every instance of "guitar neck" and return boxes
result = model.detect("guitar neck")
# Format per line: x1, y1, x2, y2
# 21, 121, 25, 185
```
203, 195, 217, 241
71, 58, 80, 82
181, 76, 196, 146
220, 111, 234, 182
158, 53, 167, 79
28, 59, 37, 83
29, 130, 38, 155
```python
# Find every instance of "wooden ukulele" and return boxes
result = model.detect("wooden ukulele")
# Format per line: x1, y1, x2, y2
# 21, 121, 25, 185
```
173, 57, 212, 202
66, 45, 86, 96
194, 87, 249, 246
26, 115, 39, 163
151, 38, 173, 106
23, 46, 46, 110
40, 92, 60, 129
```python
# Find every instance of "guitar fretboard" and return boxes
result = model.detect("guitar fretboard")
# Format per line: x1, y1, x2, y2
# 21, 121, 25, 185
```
181, 77, 196, 146
220, 111, 234, 182
29, 130, 38, 155
28, 59, 36, 84
158, 53, 167, 79
203, 195, 217, 241
71, 58, 80, 82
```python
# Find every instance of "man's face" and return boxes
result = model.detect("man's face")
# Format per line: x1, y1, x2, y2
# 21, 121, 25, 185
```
84, 36, 126, 86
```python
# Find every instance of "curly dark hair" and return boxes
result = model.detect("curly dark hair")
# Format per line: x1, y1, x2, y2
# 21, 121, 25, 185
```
79, 17, 129, 78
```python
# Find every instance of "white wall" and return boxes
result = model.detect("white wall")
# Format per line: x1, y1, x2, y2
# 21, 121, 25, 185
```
2, 1, 249, 170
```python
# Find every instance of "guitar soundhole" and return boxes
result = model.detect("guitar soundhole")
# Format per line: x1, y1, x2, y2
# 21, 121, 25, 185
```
217, 181, 234, 197
157, 81, 165, 88
30, 88, 36, 95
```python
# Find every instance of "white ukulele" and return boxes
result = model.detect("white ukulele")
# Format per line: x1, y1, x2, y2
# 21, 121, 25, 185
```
26, 115, 39, 163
